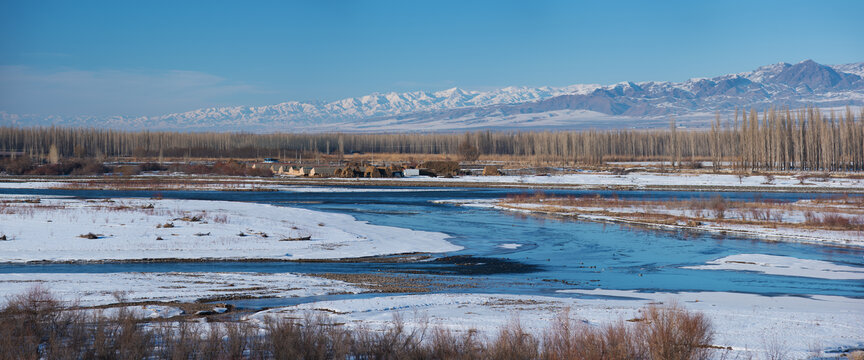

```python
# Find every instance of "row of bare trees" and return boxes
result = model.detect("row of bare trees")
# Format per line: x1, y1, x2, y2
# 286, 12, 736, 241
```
1, 107, 861, 171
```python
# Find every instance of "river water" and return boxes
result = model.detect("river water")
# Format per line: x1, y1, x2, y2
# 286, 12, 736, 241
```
1, 186, 862, 305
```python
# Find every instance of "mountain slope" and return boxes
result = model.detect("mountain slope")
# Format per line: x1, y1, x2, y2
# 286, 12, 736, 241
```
2, 60, 862, 132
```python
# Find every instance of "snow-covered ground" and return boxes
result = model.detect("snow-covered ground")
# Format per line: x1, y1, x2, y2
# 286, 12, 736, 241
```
0, 180, 69, 189
0, 196, 461, 262
684, 254, 864, 280
385, 172, 864, 189
3, 171, 864, 192
0, 272, 358, 306
249, 290, 864, 359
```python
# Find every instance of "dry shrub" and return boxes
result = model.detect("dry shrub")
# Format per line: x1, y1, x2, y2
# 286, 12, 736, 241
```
3, 158, 109, 176
488, 319, 540, 360
264, 314, 352, 359
541, 304, 712, 360
709, 195, 727, 219
421, 160, 461, 177
139, 162, 168, 172
542, 308, 639, 360
0, 156, 34, 175
805, 212, 863, 230
637, 303, 713, 360
429, 327, 486, 360
820, 213, 852, 228
115, 165, 142, 176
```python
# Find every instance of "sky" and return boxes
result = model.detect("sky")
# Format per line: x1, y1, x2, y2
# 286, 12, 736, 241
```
1, 0, 863, 117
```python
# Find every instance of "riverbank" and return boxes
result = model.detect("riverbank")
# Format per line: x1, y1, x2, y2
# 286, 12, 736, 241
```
3, 170, 864, 193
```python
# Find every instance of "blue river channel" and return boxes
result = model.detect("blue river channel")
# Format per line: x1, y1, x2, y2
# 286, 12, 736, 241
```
1, 186, 862, 304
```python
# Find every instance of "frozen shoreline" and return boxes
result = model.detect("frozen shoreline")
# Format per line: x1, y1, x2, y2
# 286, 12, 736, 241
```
0, 196, 461, 263
382, 172, 864, 190
3, 170, 864, 192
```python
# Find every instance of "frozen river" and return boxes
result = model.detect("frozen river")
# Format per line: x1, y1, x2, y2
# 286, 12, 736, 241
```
1, 186, 862, 303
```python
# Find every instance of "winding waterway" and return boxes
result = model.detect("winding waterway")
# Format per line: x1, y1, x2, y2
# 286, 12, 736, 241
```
1, 186, 862, 305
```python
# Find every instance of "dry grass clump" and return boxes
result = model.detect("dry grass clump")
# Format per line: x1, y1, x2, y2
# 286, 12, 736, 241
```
1, 287, 716, 360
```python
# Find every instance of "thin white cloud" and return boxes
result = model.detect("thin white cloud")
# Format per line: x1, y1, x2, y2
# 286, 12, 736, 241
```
0, 66, 261, 117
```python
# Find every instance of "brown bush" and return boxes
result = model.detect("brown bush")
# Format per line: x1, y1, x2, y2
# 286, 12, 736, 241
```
0, 156, 34, 175
116, 165, 142, 176
69, 160, 109, 175
489, 319, 540, 360
0, 158, 109, 176
139, 162, 168, 172
637, 303, 713, 360
709, 195, 726, 219
543, 313, 640, 360
421, 160, 461, 177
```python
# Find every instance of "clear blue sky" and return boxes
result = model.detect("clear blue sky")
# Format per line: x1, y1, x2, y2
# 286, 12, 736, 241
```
1, 0, 863, 117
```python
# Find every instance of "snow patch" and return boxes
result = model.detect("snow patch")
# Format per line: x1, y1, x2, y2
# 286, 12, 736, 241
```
684, 254, 864, 280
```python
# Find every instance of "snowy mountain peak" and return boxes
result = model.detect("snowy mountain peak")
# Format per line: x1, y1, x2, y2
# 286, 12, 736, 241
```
833, 62, 864, 77
2, 60, 863, 132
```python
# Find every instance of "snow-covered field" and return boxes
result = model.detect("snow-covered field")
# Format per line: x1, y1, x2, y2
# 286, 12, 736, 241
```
0, 196, 461, 262
3, 171, 864, 192
0, 272, 358, 306
385, 172, 864, 189
249, 289, 864, 358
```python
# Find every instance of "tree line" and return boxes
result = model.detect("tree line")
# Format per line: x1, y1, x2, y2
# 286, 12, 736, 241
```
1, 107, 861, 171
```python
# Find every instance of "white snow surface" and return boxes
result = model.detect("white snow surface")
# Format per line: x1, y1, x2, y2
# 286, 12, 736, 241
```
375, 172, 864, 189
684, 254, 864, 280
0, 180, 69, 189
2, 172, 863, 191
0, 272, 358, 307
0, 196, 461, 262
249, 290, 864, 358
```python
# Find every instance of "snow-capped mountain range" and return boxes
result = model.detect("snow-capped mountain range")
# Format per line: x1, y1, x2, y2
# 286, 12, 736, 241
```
3, 60, 863, 132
